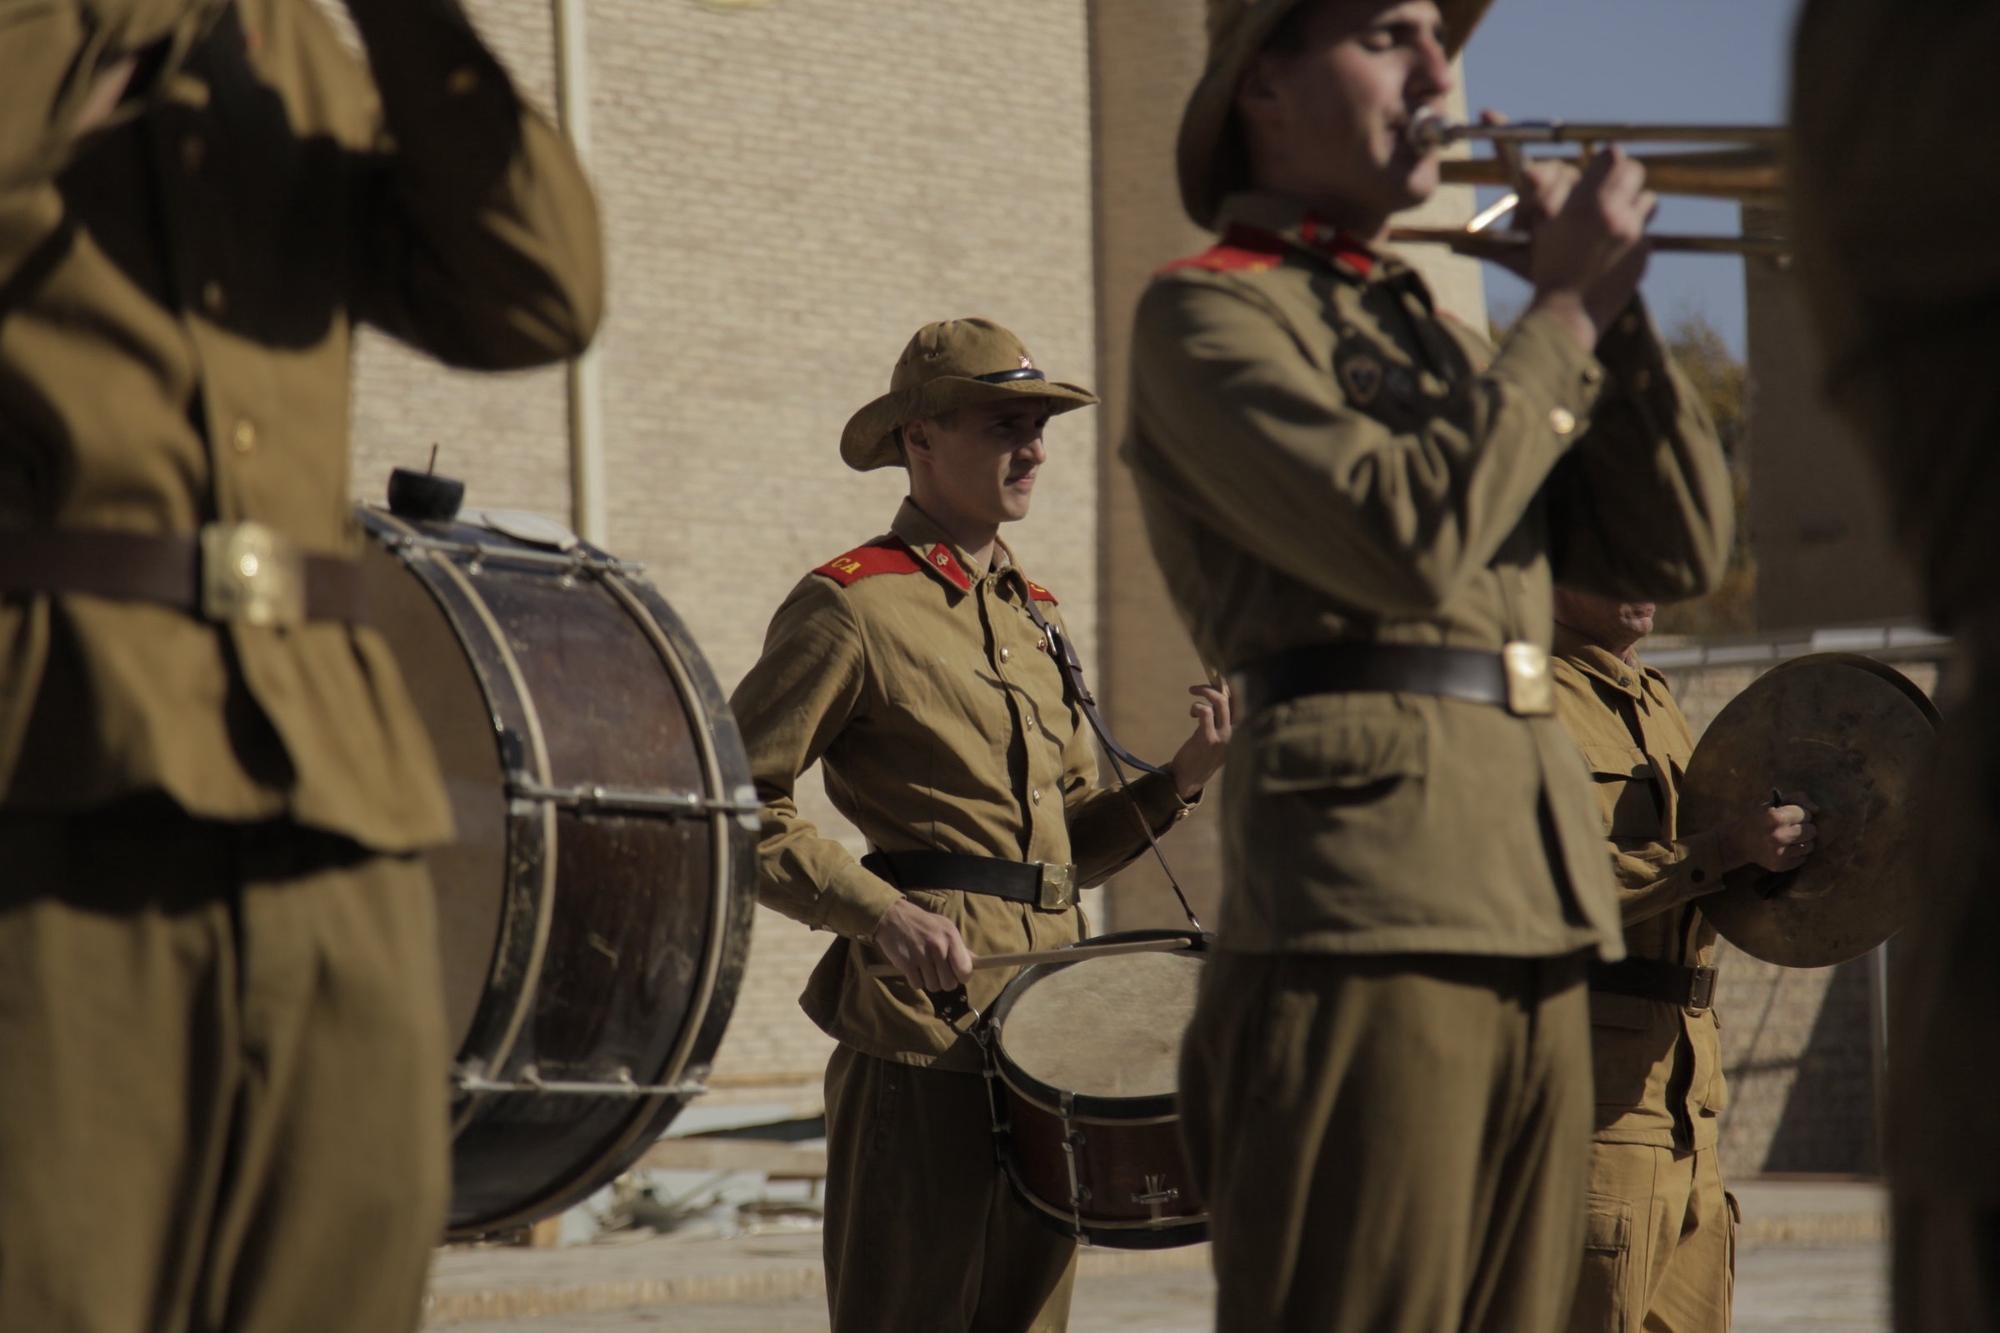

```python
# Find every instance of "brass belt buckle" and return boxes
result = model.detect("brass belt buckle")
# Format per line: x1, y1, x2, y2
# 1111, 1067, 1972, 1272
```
200, 522, 305, 628
1036, 862, 1077, 911
1501, 640, 1553, 716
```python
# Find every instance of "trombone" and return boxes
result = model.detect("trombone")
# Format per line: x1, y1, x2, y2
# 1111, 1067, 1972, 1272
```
1390, 111, 1789, 259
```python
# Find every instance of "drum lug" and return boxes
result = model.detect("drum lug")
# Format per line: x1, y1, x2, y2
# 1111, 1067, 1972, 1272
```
1132, 1174, 1181, 1223
1059, 1089, 1090, 1236
453, 1061, 711, 1099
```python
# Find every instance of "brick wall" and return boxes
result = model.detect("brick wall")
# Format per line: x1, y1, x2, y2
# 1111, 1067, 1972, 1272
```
331, 0, 1099, 1103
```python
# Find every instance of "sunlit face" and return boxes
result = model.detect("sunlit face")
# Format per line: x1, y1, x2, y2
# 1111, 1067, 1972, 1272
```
904, 396, 1053, 527
1554, 588, 1658, 655
1236, 0, 1456, 229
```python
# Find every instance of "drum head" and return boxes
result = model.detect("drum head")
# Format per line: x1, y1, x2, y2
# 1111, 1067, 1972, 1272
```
996, 951, 1203, 1099
1680, 653, 1938, 968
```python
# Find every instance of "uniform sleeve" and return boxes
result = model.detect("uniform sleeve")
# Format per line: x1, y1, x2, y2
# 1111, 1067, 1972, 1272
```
340, 0, 603, 369
1608, 829, 1728, 926
1047, 604, 1193, 887
1547, 299, 1736, 601
727, 577, 905, 940
1126, 273, 1610, 618
0, 0, 215, 191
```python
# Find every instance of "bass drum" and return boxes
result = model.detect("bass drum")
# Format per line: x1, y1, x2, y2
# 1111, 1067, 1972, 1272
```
358, 504, 759, 1238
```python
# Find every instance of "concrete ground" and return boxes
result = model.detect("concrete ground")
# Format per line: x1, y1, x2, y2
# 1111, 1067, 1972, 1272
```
427, 1180, 1889, 1332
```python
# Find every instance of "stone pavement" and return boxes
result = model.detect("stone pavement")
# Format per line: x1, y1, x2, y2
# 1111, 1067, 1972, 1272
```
426, 1179, 1888, 1331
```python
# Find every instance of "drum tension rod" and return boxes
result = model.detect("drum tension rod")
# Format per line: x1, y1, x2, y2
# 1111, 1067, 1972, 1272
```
455, 1064, 710, 1099
508, 776, 763, 819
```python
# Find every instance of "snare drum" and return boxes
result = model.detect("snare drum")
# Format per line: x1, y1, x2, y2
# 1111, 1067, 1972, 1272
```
984, 930, 1209, 1249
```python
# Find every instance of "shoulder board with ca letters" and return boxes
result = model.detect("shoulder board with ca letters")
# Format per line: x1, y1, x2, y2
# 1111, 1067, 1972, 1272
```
814, 539, 921, 586
1156, 224, 1288, 277
1025, 581, 1058, 605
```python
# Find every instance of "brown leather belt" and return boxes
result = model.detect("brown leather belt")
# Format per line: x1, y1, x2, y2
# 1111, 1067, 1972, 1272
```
0, 525, 367, 627
1589, 956, 1718, 1010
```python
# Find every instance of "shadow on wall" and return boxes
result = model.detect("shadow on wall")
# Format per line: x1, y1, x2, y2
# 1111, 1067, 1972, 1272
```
1716, 945, 1881, 1178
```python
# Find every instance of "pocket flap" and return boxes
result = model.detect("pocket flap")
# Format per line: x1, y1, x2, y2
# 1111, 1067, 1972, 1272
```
1253, 699, 1427, 795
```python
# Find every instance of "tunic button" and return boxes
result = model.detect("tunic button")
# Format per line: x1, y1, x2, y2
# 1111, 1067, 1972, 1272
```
201, 281, 226, 315
1024, 715, 1036, 731
999, 646, 1012, 663
181, 135, 205, 172
446, 66, 480, 96
232, 420, 257, 454
1632, 369, 1653, 392
1031, 789, 1042, 805
1620, 312, 1642, 336
1549, 406, 1576, 436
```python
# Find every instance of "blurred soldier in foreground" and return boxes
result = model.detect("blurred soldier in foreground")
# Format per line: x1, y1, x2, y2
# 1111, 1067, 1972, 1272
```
1125, 0, 1735, 1327
730, 318, 1228, 1333
1550, 590, 1817, 1333
0, 2, 601, 1329
1791, 3, 2000, 1328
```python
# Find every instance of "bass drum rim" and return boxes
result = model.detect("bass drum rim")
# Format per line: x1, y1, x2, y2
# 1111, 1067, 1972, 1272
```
358, 508, 759, 1239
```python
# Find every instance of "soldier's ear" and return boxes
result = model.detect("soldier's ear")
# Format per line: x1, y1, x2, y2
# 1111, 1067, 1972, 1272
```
901, 420, 933, 459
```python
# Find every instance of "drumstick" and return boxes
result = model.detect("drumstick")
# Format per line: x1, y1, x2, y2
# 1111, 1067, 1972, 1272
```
864, 935, 1198, 979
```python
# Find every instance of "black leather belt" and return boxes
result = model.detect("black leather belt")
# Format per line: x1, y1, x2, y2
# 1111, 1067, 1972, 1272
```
862, 850, 1078, 911
1235, 642, 1547, 716
1589, 957, 1718, 1010
0, 525, 366, 626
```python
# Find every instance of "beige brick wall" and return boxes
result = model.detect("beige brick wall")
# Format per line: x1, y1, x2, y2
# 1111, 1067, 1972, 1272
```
334, 0, 1099, 1100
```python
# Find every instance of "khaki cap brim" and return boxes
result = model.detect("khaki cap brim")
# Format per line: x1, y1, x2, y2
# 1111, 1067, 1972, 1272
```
1177, 0, 1494, 231
839, 375, 1100, 472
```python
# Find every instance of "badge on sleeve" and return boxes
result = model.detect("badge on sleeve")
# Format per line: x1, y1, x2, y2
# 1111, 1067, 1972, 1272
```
1339, 353, 1384, 406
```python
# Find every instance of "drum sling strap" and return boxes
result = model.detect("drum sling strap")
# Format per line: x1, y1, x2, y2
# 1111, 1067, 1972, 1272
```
1007, 570, 1203, 933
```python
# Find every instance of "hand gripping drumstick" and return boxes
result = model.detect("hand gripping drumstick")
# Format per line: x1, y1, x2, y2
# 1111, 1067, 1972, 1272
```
864, 934, 1199, 979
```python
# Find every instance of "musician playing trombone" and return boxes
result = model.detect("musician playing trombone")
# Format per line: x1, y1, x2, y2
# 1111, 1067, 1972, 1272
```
729, 317, 1230, 1333
1124, 0, 1735, 1328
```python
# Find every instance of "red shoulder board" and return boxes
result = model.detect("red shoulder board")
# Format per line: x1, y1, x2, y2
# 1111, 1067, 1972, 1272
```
1025, 581, 1058, 605
814, 539, 921, 587
1157, 224, 1287, 276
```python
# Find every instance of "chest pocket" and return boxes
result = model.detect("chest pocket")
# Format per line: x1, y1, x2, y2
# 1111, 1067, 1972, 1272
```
1578, 742, 1662, 841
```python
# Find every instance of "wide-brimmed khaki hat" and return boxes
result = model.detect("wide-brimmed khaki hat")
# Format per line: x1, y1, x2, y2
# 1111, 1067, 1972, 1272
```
840, 318, 1099, 472
1178, 0, 1495, 231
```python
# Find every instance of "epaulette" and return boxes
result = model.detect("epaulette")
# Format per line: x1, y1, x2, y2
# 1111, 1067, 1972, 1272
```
814, 539, 921, 587
1156, 224, 1288, 277
1025, 580, 1058, 605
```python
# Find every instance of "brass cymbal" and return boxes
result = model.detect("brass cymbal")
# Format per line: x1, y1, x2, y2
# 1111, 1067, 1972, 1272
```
1679, 653, 1938, 968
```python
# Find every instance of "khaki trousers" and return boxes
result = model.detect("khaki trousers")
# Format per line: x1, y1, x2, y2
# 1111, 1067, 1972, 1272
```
1893, 1190, 2000, 1333
1180, 951, 1593, 1333
822, 1045, 1077, 1333
1565, 1143, 1735, 1333
0, 802, 450, 1333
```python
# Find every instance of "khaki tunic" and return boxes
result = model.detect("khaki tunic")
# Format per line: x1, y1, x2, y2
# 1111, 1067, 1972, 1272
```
1552, 627, 1735, 1333
0, 0, 604, 851
1125, 192, 1736, 962
729, 498, 1189, 1072
1551, 626, 1728, 1150
1130, 192, 1733, 1333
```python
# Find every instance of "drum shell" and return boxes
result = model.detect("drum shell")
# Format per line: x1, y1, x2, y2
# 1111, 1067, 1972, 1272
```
359, 508, 758, 1237
986, 930, 1209, 1250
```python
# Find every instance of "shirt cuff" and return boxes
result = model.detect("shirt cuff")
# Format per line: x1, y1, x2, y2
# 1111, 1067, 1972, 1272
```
1588, 296, 1682, 423
1490, 306, 1612, 444
1129, 768, 1197, 834
1674, 828, 1728, 894
816, 859, 906, 940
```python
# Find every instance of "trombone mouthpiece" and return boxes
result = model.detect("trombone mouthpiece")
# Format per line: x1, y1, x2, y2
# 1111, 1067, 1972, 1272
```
1407, 109, 1454, 153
